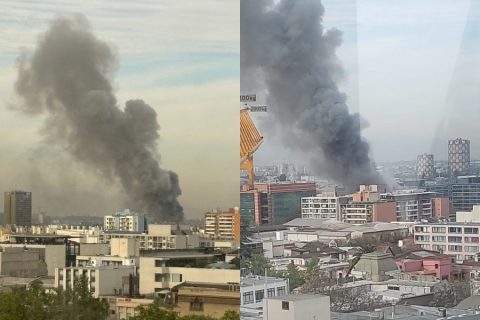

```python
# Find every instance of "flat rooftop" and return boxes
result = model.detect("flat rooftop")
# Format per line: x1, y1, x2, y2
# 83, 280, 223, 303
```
267, 293, 327, 301
240, 276, 287, 288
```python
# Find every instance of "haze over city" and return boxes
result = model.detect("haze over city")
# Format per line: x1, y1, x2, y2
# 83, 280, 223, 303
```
0, 0, 239, 218
248, 0, 480, 166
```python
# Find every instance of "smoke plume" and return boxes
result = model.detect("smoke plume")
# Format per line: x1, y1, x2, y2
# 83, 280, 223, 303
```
13, 15, 183, 221
241, 0, 382, 190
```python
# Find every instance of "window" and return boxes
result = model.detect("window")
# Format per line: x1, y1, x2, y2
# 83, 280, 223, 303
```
448, 245, 462, 252
449, 227, 462, 234
171, 274, 182, 282
465, 228, 479, 234
432, 236, 446, 242
154, 273, 165, 282
190, 298, 203, 311
255, 290, 264, 302
155, 260, 164, 267
243, 291, 254, 304
435, 264, 439, 269
432, 227, 446, 233
282, 301, 289, 310
277, 286, 286, 296
465, 246, 479, 253
267, 288, 275, 297
448, 236, 462, 243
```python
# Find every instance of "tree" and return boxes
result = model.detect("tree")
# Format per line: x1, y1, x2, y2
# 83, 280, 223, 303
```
243, 252, 272, 276
282, 261, 305, 290
432, 280, 472, 308
0, 278, 109, 320
129, 304, 240, 320
300, 271, 387, 312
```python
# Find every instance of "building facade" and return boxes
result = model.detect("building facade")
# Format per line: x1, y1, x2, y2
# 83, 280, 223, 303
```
449, 138, 470, 176
4, 191, 32, 226
417, 154, 436, 180
240, 275, 289, 309
414, 222, 480, 261
104, 209, 146, 232
55, 265, 135, 298
240, 182, 316, 225
383, 191, 436, 221
340, 201, 397, 224
301, 192, 350, 220
138, 251, 239, 295
204, 208, 240, 241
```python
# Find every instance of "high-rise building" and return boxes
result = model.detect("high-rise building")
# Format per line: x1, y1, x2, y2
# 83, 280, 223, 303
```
240, 182, 316, 225
4, 191, 32, 226
204, 207, 240, 241
104, 209, 146, 232
416, 154, 436, 179
448, 138, 470, 176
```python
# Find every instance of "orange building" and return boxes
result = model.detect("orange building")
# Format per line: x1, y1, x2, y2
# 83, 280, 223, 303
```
432, 197, 450, 219
204, 208, 240, 241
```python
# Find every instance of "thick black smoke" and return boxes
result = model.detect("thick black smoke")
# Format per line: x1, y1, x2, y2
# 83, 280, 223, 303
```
241, 0, 382, 190
13, 15, 183, 221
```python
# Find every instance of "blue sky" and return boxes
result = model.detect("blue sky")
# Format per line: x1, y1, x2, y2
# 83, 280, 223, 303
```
0, 0, 239, 217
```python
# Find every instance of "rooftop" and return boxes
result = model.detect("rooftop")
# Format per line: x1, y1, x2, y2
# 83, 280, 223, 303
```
240, 275, 287, 288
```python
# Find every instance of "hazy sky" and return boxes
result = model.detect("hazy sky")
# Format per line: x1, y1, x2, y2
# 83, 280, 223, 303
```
251, 0, 480, 166
0, 0, 239, 218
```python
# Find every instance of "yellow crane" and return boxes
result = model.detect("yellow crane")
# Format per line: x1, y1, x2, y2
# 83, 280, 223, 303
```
240, 108, 263, 190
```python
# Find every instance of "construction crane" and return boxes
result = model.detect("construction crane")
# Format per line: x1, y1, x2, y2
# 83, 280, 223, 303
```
240, 107, 263, 190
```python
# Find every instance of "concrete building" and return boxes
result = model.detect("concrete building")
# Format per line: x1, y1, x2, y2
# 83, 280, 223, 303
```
104, 209, 146, 232
204, 207, 240, 241
341, 201, 397, 224
263, 294, 330, 320
383, 190, 436, 221
431, 197, 450, 219
457, 205, 480, 223
138, 250, 239, 295
449, 138, 471, 176
240, 182, 316, 225
0, 247, 46, 277
4, 191, 32, 226
414, 222, 480, 261
104, 296, 154, 320
351, 252, 400, 282
101, 224, 202, 250
171, 282, 240, 318
301, 191, 350, 220
240, 275, 289, 309
417, 154, 436, 180
394, 250, 452, 281
55, 265, 135, 298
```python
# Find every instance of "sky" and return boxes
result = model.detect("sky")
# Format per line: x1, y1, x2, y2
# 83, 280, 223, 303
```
251, 0, 480, 166
0, 0, 239, 218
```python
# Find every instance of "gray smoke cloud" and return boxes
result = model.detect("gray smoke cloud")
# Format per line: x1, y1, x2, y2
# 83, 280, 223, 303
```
13, 15, 183, 222
241, 0, 382, 191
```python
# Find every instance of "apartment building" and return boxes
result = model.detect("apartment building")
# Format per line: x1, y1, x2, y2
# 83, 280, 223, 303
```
413, 222, 480, 261
100, 224, 203, 250
301, 191, 350, 220
341, 201, 397, 224
240, 275, 289, 309
104, 209, 146, 232
55, 265, 135, 298
204, 208, 240, 241
138, 250, 239, 295
382, 190, 437, 221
